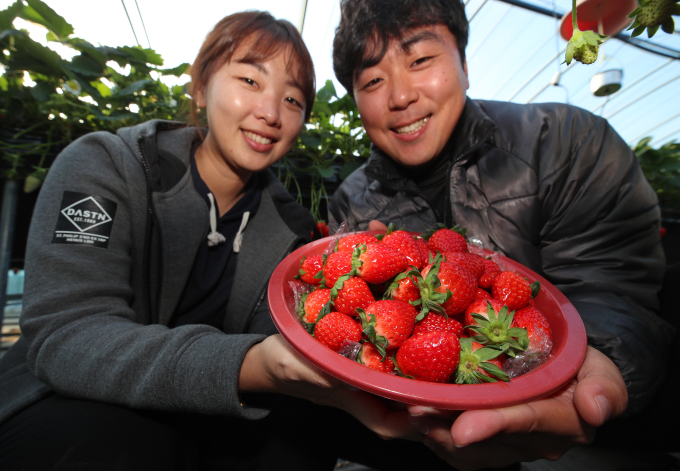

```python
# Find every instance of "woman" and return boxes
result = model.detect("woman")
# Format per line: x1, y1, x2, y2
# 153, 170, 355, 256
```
0, 11, 379, 470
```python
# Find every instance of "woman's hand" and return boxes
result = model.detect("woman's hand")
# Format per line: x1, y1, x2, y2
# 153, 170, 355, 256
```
405, 347, 628, 470
239, 334, 421, 441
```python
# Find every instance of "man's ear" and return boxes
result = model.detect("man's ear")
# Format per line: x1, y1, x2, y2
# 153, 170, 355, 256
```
463, 61, 470, 90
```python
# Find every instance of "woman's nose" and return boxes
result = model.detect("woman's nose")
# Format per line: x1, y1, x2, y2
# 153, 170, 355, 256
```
254, 96, 281, 127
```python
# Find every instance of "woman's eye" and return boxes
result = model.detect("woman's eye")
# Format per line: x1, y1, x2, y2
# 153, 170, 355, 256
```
285, 97, 303, 109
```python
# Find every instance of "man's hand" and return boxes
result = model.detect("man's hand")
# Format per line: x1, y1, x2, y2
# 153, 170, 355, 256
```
369, 220, 388, 231
240, 334, 420, 441
406, 347, 628, 470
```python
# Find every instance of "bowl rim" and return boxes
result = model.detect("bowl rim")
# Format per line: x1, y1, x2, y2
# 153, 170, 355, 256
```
268, 232, 588, 410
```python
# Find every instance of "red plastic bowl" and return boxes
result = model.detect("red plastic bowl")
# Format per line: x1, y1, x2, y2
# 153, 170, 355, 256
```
268, 232, 587, 410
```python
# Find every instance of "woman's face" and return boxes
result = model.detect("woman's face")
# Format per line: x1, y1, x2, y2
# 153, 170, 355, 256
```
196, 45, 307, 178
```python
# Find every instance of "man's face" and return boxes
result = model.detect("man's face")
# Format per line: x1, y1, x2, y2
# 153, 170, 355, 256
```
353, 24, 469, 168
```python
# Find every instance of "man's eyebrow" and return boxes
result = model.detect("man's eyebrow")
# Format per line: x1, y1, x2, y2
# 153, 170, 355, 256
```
354, 30, 445, 84
400, 30, 443, 53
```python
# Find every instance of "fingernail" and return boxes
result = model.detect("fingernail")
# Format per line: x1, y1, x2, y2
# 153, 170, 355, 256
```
408, 407, 425, 417
594, 395, 611, 423
410, 420, 429, 435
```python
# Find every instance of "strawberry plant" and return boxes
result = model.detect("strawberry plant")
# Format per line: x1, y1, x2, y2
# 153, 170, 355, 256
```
277, 79, 371, 223
0, 0, 191, 192
633, 137, 680, 220
628, 0, 680, 38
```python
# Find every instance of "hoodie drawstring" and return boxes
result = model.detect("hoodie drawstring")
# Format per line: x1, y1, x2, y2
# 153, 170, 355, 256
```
207, 193, 226, 247
233, 211, 249, 253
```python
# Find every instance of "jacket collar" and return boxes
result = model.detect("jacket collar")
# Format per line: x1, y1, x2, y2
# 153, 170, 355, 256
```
364, 97, 497, 190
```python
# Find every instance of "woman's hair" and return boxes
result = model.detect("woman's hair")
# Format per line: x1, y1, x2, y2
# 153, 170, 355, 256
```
190, 10, 315, 124
333, 0, 468, 99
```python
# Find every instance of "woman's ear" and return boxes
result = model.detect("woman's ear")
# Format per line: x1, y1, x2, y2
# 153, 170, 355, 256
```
195, 88, 206, 108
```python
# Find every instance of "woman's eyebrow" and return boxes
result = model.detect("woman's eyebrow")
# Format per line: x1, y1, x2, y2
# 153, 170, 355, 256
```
237, 59, 268, 74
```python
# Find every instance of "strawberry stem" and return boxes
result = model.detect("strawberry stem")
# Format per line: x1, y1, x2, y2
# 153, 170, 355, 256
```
572, 0, 578, 32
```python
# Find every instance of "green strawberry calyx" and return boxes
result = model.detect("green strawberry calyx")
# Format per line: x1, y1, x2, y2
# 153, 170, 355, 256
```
357, 308, 390, 360
409, 254, 452, 321
455, 337, 510, 384
421, 222, 467, 242
565, 29, 607, 65
466, 302, 529, 356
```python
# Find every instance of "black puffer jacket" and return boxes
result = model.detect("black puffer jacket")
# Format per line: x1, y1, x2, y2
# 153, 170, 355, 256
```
328, 98, 674, 415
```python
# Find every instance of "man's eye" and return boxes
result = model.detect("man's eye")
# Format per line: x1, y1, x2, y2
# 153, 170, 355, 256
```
413, 56, 432, 66
242, 78, 256, 85
363, 78, 381, 89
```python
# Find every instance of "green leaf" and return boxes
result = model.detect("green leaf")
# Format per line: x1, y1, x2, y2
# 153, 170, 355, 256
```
7, 31, 65, 77
64, 38, 107, 65
315, 165, 336, 179
339, 159, 363, 180
91, 80, 112, 98
21, 0, 73, 40
661, 17, 675, 34
565, 41, 575, 65
159, 62, 189, 76
64, 54, 104, 77
0, 1, 23, 30
647, 25, 660, 37
631, 24, 647, 37
29, 80, 52, 101
114, 78, 152, 97
139, 47, 163, 66
300, 132, 321, 149
316, 79, 337, 102
627, 7, 640, 18
672, 4, 680, 15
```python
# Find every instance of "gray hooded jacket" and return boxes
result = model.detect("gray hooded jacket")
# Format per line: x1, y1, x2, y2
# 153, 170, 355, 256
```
0, 119, 315, 425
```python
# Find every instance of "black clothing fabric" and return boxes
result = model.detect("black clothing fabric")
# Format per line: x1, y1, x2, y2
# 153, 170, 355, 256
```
171, 152, 262, 330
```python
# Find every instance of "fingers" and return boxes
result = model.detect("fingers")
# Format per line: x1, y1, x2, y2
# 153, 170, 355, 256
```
334, 390, 423, 441
368, 220, 388, 231
573, 346, 628, 426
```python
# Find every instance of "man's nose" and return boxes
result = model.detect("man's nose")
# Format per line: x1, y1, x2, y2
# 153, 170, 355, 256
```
388, 74, 418, 110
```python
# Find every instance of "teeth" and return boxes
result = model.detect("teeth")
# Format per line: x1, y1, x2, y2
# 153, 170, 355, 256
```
395, 116, 429, 135
243, 130, 272, 145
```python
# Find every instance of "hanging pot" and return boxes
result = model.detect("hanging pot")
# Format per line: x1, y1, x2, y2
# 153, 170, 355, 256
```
590, 69, 623, 96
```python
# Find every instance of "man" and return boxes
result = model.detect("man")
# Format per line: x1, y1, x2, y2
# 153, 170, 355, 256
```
328, 0, 675, 468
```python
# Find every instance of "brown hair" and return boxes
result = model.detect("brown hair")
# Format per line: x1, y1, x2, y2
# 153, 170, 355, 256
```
190, 10, 315, 124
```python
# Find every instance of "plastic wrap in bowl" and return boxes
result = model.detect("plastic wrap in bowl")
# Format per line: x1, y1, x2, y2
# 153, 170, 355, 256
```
268, 232, 588, 410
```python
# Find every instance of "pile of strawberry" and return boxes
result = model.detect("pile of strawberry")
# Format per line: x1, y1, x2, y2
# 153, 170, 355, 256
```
293, 224, 553, 384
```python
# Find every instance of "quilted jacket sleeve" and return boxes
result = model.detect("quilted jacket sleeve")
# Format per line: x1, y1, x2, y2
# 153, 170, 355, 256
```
536, 109, 674, 415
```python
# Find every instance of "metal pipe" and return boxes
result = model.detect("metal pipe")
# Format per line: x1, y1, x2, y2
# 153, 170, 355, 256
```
590, 59, 674, 113
628, 110, 680, 145
650, 128, 680, 147
299, 0, 309, 34
605, 73, 680, 120
468, 0, 490, 23
507, 48, 566, 102
120, 0, 140, 47
0, 179, 19, 335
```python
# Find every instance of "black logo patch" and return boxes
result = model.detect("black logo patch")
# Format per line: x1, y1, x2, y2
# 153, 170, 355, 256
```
52, 191, 118, 248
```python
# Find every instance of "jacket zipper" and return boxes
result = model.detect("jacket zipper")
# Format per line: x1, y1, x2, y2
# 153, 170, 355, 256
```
138, 136, 163, 324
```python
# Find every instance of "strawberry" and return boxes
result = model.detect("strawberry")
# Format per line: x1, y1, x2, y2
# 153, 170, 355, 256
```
383, 270, 420, 304
315, 221, 330, 238
357, 300, 417, 357
412, 312, 463, 337
377, 223, 424, 269
323, 251, 355, 287
352, 243, 408, 284
464, 298, 506, 328
394, 331, 460, 383
416, 255, 476, 319
514, 306, 552, 354
298, 288, 331, 328
564, 27, 606, 65
357, 342, 396, 373
478, 258, 502, 289
465, 300, 528, 355
491, 271, 539, 311
330, 275, 375, 316
295, 254, 324, 285
474, 288, 494, 302
336, 233, 379, 252
314, 311, 362, 352
424, 223, 467, 254
443, 251, 484, 280
455, 338, 509, 384
628, 0, 678, 38
413, 235, 433, 263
